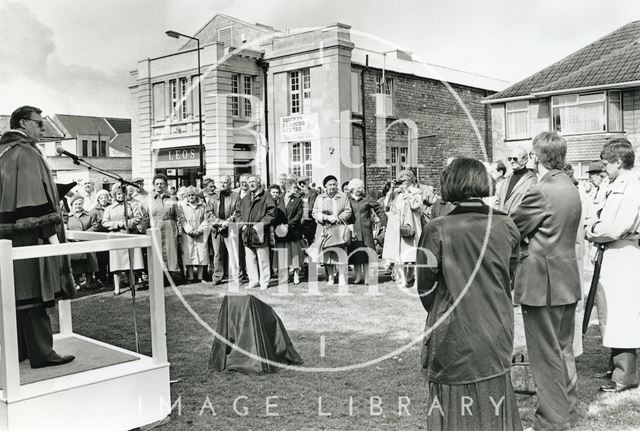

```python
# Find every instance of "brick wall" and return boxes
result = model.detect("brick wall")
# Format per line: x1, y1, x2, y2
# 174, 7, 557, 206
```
360, 68, 493, 194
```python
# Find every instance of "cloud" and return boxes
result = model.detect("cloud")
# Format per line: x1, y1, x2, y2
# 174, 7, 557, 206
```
0, 1, 130, 117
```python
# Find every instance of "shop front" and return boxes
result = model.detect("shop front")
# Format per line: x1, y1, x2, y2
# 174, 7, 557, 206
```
154, 146, 203, 190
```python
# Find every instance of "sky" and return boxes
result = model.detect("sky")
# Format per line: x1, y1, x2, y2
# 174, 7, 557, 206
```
0, 0, 638, 118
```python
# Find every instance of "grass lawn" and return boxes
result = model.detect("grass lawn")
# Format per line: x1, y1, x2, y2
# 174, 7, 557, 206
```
64, 276, 640, 430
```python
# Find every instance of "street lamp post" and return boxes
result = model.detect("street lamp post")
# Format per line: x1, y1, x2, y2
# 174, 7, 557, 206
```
165, 30, 205, 179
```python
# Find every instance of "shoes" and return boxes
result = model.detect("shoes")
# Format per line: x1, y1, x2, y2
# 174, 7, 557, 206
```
327, 275, 335, 285
211, 278, 223, 286
245, 283, 258, 290
32, 352, 75, 369
595, 371, 614, 379
201, 279, 207, 284
353, 277, 363, 285
599, 381, 639, 393
259, 285, 269, 290
293, 273, 300, 285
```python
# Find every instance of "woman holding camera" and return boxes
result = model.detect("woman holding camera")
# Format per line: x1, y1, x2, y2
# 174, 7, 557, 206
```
381, 169, 424, 288
312, 175, 352, 286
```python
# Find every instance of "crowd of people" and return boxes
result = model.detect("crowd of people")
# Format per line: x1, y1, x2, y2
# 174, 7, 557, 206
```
2, 105, 638, 431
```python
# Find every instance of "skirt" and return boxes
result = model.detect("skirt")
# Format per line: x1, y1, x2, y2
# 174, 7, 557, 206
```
427, 372, 522, 431
274, 239, 306, 269
109, 248, 144, 272
70, 252, 99, 274
348, 240, 377, 265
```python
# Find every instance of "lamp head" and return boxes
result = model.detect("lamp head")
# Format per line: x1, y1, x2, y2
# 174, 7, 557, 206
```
165, 30, 181, 39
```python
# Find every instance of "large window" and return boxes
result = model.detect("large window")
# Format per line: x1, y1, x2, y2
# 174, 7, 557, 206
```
81, 139, 89, 156
351, 71, 362, 114
91, 140, 98, 156
375, 76, 394, 116
231, 73, 253, 117
290, 142, 312, 178
375, 76, 393, 95
390, 147, 407, 177
289, 69, 311, 114
169, 78, 188, 121
506, 101, 529, 140
152, 82, 165, 122
551, 92, 622, 134
99, 140, 107, 157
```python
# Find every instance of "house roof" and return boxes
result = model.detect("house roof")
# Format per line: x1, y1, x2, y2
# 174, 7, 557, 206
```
109, 132, 132, 155
0, 115, 65, 142
53, 114, 116, 138
105, 117, 131, 134
180, 13, 279, 50
351, 47, 509, 92
486, 20, 640, 102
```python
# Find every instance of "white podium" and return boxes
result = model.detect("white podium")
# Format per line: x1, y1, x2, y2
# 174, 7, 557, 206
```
0, 229, 171, 430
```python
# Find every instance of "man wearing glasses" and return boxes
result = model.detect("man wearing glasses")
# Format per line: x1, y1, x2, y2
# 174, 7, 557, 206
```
0, 106, 76, 368
496, 147, 537, 215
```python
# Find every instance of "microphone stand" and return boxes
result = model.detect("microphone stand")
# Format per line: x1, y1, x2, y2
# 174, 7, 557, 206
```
65, 155, 141, 353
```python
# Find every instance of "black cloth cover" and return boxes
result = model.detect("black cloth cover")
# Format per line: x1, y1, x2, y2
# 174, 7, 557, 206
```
208, 294, 303, 374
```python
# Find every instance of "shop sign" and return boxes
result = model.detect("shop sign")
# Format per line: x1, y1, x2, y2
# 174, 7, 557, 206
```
157, 147, 201, 162
280, 113, 320, 142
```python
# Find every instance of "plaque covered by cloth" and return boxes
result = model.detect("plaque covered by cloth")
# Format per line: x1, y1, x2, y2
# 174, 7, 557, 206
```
208, 294, 304, 374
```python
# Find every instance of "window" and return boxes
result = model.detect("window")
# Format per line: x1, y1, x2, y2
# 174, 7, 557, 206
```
191, 75, 201, 119
290, 142, 312, 178
243, 75, 253, 117
608, 90, 623, 132
231, 74, 240, 116
81, 140, 88, 156
552, 93, 606, 134
375, 76, 393, 95
231, 74, 253, 117
351, 71, 362, 114
99, 140, 107, 156
390, 147, 407, 177
506, 101, 529, 140
218, 26, 233, 46
152, 82, 165, 122
289, 69, 311, 114
169, 78, 188, 120
91, 140, 97, 156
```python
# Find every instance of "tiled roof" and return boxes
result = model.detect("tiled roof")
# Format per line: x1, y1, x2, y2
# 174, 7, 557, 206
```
53, 114, 115, 138
105, 117, 131, 134
486, 21, 640, 101
0, 115, 64, 142
109, 133, 132, 155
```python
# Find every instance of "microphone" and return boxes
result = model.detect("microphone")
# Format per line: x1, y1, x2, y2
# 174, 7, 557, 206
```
55, 146, 80, 163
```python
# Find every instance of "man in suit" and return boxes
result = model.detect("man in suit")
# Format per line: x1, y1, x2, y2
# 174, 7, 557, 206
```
232, 174, 250, 282
511, 131, 582, 431
207, 175, 241, 286
497, 147, 537, 214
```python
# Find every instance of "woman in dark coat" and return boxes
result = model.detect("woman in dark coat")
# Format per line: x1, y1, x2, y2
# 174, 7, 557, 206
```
273, 179, 305, 285
416, 158, 522, 431
347, 178, 387, 284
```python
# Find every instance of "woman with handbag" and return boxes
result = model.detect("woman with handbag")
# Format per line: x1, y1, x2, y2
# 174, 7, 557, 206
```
274, 180, 305, 285
347, 178, 387, 284
177, 186, 211, 283
381, 169, 424, 288
416, 158, 522, 430
311, 175, 353, 286
66, 194, 99, 290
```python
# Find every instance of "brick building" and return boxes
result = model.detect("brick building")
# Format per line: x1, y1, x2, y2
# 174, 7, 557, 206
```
484, 20, 640, 178
130, 14, 507, 191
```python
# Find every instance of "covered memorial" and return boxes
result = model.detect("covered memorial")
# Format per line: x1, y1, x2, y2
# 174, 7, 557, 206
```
208, 294, 303, 374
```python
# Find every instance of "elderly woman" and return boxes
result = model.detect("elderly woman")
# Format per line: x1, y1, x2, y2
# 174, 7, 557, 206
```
177, 186, 210, 283
347, 179, 387, 284
67, 194, 99, 289
416, 158, 522, 431
149, 174, 180, 274
274, 179, 305, 285
89, 189, 111, 283
102, 183, 145, 295
381, 169, 424, 288
312, 175, 353, 286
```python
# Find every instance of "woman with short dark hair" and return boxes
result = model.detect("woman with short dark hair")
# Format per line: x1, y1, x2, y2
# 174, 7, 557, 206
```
416, 157, 522, 430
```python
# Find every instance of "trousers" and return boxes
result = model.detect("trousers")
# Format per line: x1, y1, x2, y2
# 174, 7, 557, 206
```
17, 307, 55, 367
522, 303, 578, 431
244, 246, 270, 289
212, 226, 240, 284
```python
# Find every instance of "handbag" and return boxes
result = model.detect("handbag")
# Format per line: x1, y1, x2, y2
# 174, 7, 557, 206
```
321, 220, 352, 249
275, 224, 289, 238
510, 353, 536, 395
399, 201, 415, 239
